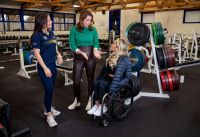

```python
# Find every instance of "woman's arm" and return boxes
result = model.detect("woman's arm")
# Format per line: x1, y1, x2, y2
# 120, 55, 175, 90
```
69, 27, 78, 52
120, 58, 132, 86
93, 27, 99, 49
109, 57, 132, 93
69, 27, 88, 60
56, 45, 63, 65
93, 27, 101, 59
33, 49, 52, 78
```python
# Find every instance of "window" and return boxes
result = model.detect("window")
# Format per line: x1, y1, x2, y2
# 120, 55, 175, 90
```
65, 14, 75, 31
53, 13, 75, 31
0, 22, 3, 31
23, 10, 37, 30
54, 13, 65, 31
0, 13, 2, 21
3, 9, 21, 31
0, 12, 3, 31
0, 8, 75, 31
183, 10, 200, 23
141, 12, 155, 24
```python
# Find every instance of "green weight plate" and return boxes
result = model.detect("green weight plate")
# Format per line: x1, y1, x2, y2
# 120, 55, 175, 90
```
155, 23, 162, 45
157, 22, 164, 44
152, 23, 158, 45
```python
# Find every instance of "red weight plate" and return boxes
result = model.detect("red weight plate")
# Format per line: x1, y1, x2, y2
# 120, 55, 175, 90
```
170, 70, 176, 91
160, 72, 167, 91
174, 70, 180, 90
166, 70, 174, 91
165, 45, 176, 67
163, 71, 170, 91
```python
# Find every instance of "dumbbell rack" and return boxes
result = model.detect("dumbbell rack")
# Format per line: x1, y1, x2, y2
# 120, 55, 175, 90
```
134, 28, 170, 101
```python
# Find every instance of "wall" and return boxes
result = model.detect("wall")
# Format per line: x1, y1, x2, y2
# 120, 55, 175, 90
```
155, 10, 200, 36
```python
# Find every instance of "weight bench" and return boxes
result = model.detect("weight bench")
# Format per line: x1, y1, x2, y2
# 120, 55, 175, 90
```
57, 59, 73, 86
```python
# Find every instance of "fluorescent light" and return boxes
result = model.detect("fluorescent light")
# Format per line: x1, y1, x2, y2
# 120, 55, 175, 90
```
73, 4, 80, 8
24, 15, 29, 21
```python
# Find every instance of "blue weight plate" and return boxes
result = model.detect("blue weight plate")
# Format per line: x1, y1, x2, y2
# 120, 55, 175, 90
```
130, 49, 145, 72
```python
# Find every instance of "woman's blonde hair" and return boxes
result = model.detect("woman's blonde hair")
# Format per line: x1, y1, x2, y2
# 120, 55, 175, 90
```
107, 38, 128, 69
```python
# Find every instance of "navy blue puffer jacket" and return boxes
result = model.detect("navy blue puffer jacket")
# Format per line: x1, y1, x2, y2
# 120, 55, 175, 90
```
108, 56, 132, 93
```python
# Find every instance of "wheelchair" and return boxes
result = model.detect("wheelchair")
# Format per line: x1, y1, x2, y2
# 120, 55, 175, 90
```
91, 75, 141, 127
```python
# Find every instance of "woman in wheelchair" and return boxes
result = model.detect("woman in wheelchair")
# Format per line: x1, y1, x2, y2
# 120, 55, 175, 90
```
87, 38, 132, 116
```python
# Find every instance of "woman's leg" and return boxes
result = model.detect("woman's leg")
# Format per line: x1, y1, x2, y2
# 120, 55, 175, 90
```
38, 64, 54, 113
38, 63, 57, 127
97, 78, 111, 103
73, 58, 84, 102
85, 55, 96, 97
68, 57, 84, 110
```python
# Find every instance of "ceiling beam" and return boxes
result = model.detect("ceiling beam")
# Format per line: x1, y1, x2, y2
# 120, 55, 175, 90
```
93, 1, 200, 12
141, 5, 200, 12
82, 0, 155, 9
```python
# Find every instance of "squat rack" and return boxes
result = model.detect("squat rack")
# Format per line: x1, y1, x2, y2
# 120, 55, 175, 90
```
134, 28, 170, 101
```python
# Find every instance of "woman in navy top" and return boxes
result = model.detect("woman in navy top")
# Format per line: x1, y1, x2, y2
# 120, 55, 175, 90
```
31, 13, 63, 127
87, 39, 132, 116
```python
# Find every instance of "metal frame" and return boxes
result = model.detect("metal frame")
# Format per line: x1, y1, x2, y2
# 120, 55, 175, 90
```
134, 28, 170, 101
17, 39, 37, 79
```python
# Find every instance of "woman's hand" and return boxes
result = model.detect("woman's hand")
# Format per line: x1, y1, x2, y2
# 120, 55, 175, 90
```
108, 74, 114, 78
57, 53, 63, 65
44, 67, 52, 78
76, 49, 88, 60
93, 49, 102, 59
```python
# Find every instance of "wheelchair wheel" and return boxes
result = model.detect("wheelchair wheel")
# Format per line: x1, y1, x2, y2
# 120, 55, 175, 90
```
109, 88, 133, 120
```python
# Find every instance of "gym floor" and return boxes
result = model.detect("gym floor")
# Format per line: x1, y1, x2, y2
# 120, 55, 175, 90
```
0, 52, 200, 137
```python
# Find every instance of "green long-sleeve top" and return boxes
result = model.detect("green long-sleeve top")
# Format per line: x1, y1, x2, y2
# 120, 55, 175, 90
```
69, 26, 99, 52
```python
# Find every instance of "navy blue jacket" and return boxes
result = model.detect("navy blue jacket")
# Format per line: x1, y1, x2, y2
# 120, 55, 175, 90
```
98, 56, 132, 94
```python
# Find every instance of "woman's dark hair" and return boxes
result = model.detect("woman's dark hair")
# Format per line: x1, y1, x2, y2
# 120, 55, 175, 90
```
77, 10, 94, 32
31, 13, 49, 42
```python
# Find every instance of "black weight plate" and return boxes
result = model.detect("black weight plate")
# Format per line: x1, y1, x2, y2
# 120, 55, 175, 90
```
162, 47, 168, 68
127, 22, 150, 46
156, 47, 165, 69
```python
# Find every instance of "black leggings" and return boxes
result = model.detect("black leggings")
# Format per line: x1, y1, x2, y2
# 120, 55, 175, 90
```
73, 46, 96, 102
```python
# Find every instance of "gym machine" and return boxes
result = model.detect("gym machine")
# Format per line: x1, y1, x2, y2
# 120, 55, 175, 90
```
0, 99, 30, 137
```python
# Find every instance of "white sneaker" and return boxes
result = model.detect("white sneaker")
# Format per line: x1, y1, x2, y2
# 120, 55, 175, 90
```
124, 98, 131, 105
47, 115, 57, 127
44, 106, 61, 117
85, 97, 92, 111
87, 105, 98, 115
93, 105, 107, 116
68, 98, 81, 110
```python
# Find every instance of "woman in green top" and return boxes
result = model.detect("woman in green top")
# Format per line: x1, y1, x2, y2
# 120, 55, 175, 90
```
68, 10, 101, 111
